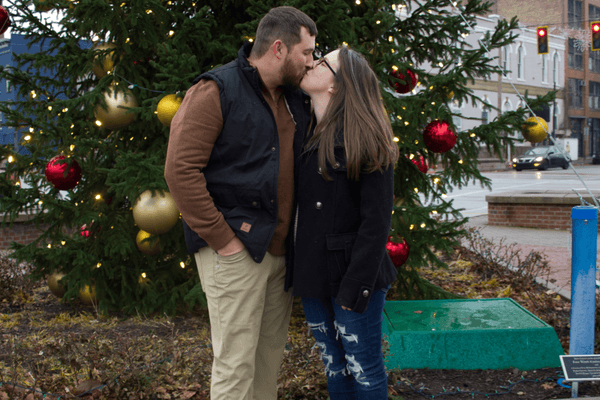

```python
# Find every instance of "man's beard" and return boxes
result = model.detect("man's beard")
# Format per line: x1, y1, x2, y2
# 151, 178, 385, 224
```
281, 57, 306, 90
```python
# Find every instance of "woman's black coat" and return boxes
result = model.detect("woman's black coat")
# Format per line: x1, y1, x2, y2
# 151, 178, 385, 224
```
284, 129, 397, 314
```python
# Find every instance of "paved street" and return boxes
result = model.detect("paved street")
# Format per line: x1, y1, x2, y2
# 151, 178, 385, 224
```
441, 164, 600, 218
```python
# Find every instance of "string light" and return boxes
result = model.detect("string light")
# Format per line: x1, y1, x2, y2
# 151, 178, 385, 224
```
180, 262, 185, 269
393, 137, 399, 142
420, 223, 426, 228
23, 135, 31, 141
459, 160, 464, 164
95, 120, 102, 127
413, 188, 419, 193
97, 263, 101, 268
7, 155, 14, 163
95, 194, 102, 200
141, 272, 147, 278
168, 30, 175, 36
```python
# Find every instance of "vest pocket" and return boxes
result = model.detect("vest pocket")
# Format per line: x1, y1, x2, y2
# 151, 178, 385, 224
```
325, 232, 358, 286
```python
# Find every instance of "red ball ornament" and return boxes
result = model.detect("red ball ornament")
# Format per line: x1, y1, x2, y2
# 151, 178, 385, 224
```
386, 236, 410, 267
0, 6, 11, 35
390, 68, 417, 94
423, 120, 457, 153
45, 155, 82, 190
410, 154, 428, 173
80, 224, 90, 238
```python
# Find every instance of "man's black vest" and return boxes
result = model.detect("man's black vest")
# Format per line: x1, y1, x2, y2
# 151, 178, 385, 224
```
182, 43, 311, 263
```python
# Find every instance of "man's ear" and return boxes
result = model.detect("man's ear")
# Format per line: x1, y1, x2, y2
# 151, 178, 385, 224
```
272, 40, 284, 59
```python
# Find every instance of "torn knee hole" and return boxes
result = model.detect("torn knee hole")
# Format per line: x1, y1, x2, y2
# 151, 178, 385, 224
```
307, 321, 328, 335
334, 321, 359, 344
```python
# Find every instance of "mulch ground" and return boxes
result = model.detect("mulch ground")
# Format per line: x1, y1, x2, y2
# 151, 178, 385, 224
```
2, 236, 600, 399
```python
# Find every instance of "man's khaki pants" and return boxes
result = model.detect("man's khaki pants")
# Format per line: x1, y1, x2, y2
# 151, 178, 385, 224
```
194, 246, 293, 400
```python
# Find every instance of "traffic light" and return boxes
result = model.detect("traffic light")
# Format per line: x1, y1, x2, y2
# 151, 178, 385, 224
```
537, 26, 548, 54
592, 21, 600, 51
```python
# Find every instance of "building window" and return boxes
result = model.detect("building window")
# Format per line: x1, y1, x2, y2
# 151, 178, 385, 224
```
502, 98, 512, 113
517, 46, 524, 79
502, 46, 509, 76
542, 54, 547, 83
482, 106, 490, 124
569, 78, 584, 108
590, 81, 600, 110
569, 0, 583, 29
553, 53, 559, 85
590, 4, 600, 21
451, 100, 461, 131
568, 38, 583, 70
591, 50, 600, 73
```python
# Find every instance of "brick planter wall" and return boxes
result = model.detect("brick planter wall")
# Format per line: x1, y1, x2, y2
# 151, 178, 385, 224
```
0, 214, 49, 249
486, 190, 600, 231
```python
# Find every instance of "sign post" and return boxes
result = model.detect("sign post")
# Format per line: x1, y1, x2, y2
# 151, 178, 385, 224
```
570, 206, 598, 397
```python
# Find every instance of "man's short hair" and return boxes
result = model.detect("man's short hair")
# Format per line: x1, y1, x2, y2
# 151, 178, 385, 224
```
251, 6, 317, 58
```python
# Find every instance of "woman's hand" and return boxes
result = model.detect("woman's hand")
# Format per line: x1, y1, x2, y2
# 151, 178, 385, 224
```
341, 306, 352, 311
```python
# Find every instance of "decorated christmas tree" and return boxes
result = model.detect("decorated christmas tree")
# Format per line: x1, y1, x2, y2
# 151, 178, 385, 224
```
0, 0, 553, 313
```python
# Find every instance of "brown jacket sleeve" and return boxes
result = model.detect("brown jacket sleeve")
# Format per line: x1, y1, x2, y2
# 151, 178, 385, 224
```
164, 79, 236, 251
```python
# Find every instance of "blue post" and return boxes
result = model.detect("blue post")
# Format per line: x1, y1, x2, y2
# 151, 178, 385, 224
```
570, 206, 598, 357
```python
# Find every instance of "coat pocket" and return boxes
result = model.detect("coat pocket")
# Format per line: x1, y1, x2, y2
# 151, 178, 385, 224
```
325, 232, 358, 286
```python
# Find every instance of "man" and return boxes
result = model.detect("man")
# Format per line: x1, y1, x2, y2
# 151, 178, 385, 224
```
164, 6, 316, 400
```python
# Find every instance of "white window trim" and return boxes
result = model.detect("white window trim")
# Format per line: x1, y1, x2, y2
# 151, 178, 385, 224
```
517, 44, 526, 81
502, 45, 512, 80
553, 52, 562, 86
541, 54, 548, 84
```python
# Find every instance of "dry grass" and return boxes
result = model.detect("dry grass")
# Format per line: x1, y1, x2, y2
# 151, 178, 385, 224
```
0, 231, 588, 398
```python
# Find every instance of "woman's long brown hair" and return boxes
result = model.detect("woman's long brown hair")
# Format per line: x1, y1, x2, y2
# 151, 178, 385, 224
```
306, 46, 399, 181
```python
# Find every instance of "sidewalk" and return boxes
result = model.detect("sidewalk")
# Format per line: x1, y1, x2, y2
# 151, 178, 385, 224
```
463, 215, 600, 300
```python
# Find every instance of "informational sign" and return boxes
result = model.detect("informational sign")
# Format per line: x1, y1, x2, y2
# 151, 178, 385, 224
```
560, 355, 600, 381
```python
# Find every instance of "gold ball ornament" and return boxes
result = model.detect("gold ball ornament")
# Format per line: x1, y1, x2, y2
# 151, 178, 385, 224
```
92, 42, 117, 78
47, 272, 67, 298
138, 272, 150, 286
136, 229, 160, 255
94, 86, 138, 131
79, 284, 97, 305
156, 94, 183, 127
133, 190, 180, 235
521, 116, 548, 143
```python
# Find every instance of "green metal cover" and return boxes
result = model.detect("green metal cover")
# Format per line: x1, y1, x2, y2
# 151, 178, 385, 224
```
383, 298, 564, 370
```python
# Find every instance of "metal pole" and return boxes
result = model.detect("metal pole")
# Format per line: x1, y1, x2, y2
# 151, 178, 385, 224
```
570, 206, 598, 398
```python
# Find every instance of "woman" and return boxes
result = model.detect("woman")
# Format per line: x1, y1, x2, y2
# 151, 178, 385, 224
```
288, 46, 399, 399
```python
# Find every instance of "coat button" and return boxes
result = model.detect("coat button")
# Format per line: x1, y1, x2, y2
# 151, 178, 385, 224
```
362, 290, 369, 297
271, 147, 276, 151
333, 162, 340, 169
252, 201, 258, 207
305, 99, 309, 104
318, 167, 322, 174
315, 202, 322, 209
